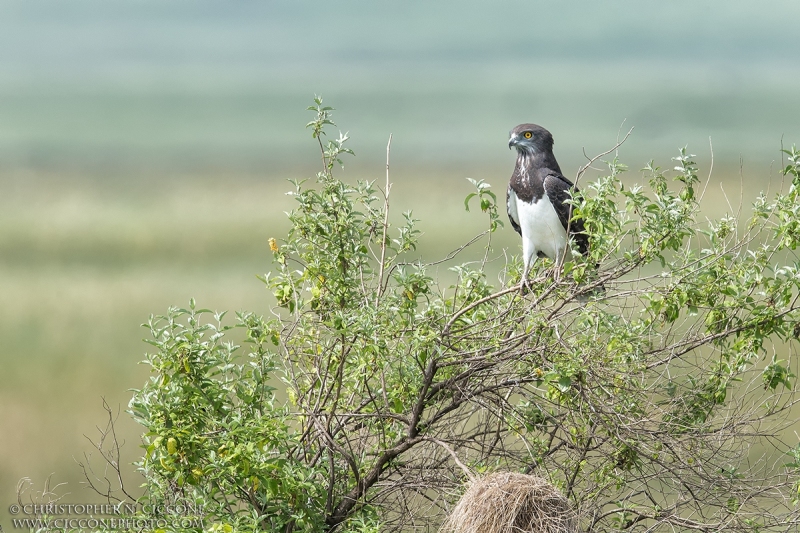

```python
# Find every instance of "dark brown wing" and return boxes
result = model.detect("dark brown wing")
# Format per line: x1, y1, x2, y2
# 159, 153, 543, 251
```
506, 184, 522, 236
543, 173, 589, 255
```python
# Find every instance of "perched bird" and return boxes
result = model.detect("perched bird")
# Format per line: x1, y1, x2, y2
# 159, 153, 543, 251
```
506, 124, 589, 283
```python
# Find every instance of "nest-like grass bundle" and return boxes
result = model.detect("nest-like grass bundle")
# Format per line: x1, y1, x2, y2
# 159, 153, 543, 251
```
441, 472, 577, 533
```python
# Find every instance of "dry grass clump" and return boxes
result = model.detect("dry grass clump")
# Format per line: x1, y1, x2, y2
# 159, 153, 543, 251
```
441, 472, 577, 533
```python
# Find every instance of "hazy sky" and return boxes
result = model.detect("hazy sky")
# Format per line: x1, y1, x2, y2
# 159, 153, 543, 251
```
0, 1, 798, 169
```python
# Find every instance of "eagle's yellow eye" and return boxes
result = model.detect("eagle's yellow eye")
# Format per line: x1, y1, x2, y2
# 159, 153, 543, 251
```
523, 132, 532, 139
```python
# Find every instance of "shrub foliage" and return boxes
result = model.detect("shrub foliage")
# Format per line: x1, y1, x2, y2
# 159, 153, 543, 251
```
121, 99, 800, 533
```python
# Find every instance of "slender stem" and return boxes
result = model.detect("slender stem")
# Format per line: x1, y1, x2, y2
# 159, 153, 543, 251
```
376, 134, 393, 307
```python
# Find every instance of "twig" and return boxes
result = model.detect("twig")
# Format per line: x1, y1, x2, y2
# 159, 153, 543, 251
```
425, 438, 476, 482
424, 231, 489, 267
576, 127, 634, 184
443, 284, 521, 336
560, 127, 635, 269
78, 399, 137, 503
376, 134, 393, 307
698, 136, 714, 203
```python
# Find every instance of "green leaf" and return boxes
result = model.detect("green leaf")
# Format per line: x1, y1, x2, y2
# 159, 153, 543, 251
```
464, 192, 477, 211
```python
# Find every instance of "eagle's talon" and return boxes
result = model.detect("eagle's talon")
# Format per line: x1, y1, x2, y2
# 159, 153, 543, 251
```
519, 278, 531, 295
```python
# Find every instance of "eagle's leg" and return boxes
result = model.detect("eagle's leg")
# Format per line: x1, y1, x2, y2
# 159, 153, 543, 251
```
521, 261, 531, 291
520, 241, 537, 291
552, 246, 566, 281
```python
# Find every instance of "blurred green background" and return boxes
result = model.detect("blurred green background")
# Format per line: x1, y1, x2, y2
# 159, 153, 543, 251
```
2, 0, 800, 524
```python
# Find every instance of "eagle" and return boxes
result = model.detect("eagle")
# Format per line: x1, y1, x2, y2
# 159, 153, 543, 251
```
506, 123, 589, 283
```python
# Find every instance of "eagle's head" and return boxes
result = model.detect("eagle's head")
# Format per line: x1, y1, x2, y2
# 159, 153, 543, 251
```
508, 124, 554, 154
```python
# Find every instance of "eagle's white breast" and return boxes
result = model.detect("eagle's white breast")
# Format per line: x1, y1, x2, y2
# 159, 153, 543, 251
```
513, 189, 568, 263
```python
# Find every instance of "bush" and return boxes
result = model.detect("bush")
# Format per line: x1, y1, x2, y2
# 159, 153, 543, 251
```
98, 99, 800, 532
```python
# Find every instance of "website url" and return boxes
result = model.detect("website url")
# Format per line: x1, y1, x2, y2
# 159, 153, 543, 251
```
11, 517, 204, 530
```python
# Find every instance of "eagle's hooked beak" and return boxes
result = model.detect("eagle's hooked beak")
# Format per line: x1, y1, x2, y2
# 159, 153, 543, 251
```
508, 136, 518, 149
